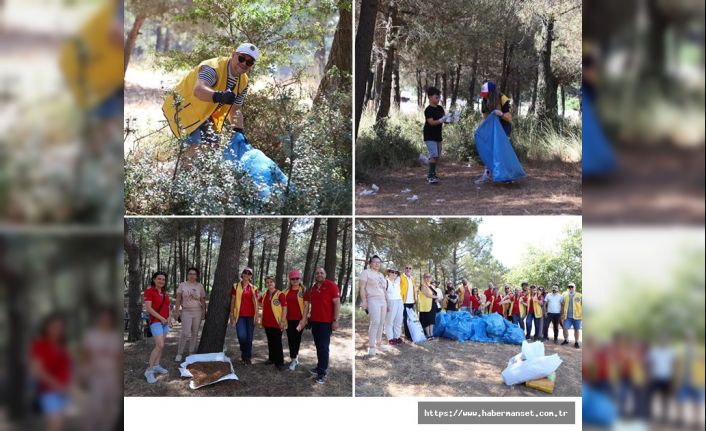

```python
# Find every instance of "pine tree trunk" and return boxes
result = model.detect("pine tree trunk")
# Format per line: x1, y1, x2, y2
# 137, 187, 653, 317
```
198, 219, 245, 353
194, 219, 202, 275
337, 221, 349, 287
451, 59, 461, 108
314, 4, 352, 105
303, 218, 321, 288
124, 14, 146, 72
324, 219, 339, 280
537, 15, 558, 122
392, 52, 401, 109
204, 228, 213, 291
155, 26, 163, 52
561, 84, 566, 118
416, 68, 423, 108
275, 219, 292, 290
468, 50, 479, 112
375, 0, 399, 121
441, 72, 448, 109
528, 65, 538, 115
259, 237, 267, 289
124, 220, 143, 342
247, 228, 256, 270
354, 0, 380, 136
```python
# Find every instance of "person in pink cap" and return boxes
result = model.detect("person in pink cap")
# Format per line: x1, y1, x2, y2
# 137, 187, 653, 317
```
283, 269, 305, 370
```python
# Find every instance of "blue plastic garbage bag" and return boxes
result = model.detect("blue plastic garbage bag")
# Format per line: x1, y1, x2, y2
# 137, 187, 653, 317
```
502, 325, 525, 345
443, 312, 473, 342
473, 115, 526, 182
468, 317, 491, 342
583, 384, 617, 426
433, 313, 451, 338
224, 132, 291, 200
483, 313, 506, 337
582, 94, 618, 177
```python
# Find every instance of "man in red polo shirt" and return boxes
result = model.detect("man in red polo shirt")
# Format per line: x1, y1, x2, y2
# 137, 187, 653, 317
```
296, 267, 340, 384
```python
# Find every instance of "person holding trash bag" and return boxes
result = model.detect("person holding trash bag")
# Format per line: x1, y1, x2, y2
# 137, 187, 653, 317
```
174, 267, 206, 362
418, 274, 440, 340
143, 272, 172, 384
384, 266, 405, 346
283, 269, 305, 370
162, 43, 257, 150
296, 268, 341, 384
400, 264, 417, 341
358, 255, 389, 356
475, 80, 513, 184
259, 275, 288, 371
229, 267, 259, 365
561, 282, 582, 349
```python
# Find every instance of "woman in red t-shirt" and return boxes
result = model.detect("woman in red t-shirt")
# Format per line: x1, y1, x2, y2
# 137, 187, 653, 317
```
143, 271, 172, 383
284, 269, 305, 370
470, 288, 482, 317
490, 287, 504, 315
259, 275, 288, 370
30, 314, 71, 431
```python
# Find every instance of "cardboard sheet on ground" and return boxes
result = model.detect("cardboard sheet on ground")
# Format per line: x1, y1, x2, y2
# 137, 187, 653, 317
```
473, 115, 526, 182
224, 132, 291, 200
178, 352, 238, 389
582, 95, 618, 177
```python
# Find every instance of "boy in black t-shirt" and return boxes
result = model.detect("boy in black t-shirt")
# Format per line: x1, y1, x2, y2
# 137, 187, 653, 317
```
423, 87, 451, 184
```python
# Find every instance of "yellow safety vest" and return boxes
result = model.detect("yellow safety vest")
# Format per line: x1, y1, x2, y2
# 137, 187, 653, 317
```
59, 1, 124, 109
232, 282, 258, 322
260, 290, 287, 329
674, 345, 705, 388
525, 294, 543, 316
510, 295, 527, 319
561, 292, 582, 321
400, 274, 416, 303
283, 286, 305, 317
417, 283, 433, 312
162, 56, 249, 138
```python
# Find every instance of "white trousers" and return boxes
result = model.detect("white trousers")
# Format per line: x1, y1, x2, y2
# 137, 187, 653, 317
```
385, 299, 404, 340
367, 298, 387, 348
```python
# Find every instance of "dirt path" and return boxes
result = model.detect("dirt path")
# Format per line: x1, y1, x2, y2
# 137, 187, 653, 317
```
124, 315, 352, 397
355, 161, 582, 215
354, 316, 582, 397
583, 145, 704, 224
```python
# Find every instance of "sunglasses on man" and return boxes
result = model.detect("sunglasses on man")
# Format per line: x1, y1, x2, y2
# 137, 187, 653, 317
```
238, 55, 255, 67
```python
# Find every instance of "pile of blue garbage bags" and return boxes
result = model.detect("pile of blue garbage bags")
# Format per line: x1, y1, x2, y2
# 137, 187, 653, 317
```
433, 311, 525, 345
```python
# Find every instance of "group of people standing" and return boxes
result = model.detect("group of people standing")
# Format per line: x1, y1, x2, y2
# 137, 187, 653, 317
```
358, 256, 582, 356
142, 266, 341, 385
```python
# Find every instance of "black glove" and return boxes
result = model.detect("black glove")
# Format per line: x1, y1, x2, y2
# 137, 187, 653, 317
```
212, 91, 236, 104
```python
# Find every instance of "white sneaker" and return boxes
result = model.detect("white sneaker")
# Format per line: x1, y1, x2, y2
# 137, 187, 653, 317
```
153, 364, 168, 374
174, 354, 182, 363
367, 347, 376, 356
474, 171, 490, 184
288, 358, 298, 371
144, 369, 157, 384
378, 344, 390, 352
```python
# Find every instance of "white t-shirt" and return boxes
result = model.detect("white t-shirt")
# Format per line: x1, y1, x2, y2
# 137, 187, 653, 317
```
545, 293, 563, 314
648, 346, 675, 380
403, 274, 415, 303
386, 276, 402, 300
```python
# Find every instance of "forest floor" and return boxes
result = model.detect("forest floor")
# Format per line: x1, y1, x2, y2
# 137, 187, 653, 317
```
355, 160, 582, 215
582, 144, 704, 224
354, 314, 582, 397
123, 314, 353, 397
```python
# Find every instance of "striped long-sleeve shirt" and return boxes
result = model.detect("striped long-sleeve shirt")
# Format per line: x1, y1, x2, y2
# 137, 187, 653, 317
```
198, 64, 248, 106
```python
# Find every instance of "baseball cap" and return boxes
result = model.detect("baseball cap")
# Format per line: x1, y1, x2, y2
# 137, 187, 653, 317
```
235, 43, 260, 61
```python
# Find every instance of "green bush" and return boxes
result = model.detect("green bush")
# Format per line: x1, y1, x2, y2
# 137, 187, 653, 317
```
355, 117, 421, 181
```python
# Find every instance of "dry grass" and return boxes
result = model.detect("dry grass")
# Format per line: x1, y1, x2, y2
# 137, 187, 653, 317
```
124, 315, 352, 397
355, 160, 582, 215
354, 315, 582, 397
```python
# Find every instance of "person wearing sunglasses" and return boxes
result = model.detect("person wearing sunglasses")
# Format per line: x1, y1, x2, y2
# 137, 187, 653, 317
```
229, 266, 259, 365
162, 42, 259, 150
283, 269, 305, 370
400, 264, 417, 341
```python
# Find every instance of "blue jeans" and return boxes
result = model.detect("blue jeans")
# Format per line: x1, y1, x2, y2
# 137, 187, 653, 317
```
39, 392, 70, 415
512, 313, 525, 330
310, 321, 332, 376
525, 313, 542, 338
235, 316, 254, 360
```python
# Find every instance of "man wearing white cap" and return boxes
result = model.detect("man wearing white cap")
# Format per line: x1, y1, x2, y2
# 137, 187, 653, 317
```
163, 43, 260, 148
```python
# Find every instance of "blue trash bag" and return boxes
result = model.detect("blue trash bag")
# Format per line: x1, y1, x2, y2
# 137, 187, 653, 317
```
223, 132, 291, 200
473, 115, 526, 182
468, 317, 492, 342
502, 325, 525, 345
582, 94, 618, 177
434, 313, 451, 338
443, 312, 473, 341
503, 316, 513, 331
583, 384, 617, 426
483, 312, 506, 337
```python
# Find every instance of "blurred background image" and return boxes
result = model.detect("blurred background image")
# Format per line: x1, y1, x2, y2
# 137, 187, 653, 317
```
0, 0, 123, 226
0, 234, 123, 431
582, 228, 705, 430
582, 0, 705, 224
